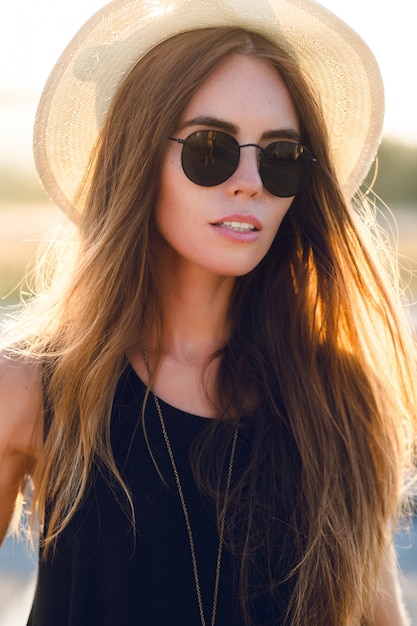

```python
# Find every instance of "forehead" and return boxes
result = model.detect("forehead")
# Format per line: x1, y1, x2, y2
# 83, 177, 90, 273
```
180, 53, 299, 136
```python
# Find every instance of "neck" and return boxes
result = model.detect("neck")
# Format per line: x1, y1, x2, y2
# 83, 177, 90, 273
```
153, 260, 235, 364
128, 244, 237, 417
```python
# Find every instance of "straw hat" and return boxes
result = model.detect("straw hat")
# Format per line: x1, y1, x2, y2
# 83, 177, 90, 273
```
33, 0, 384, 222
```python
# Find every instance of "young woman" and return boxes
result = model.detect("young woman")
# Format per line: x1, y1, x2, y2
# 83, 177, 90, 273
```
1, 1, 416, 624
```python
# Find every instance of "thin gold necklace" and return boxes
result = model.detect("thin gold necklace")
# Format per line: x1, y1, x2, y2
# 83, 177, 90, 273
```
143, 351, 238, 626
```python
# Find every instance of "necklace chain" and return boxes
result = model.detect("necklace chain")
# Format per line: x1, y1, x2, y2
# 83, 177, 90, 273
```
143, 350, 238, 626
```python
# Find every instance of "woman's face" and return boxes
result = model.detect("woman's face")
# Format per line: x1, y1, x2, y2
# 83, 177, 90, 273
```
154, 53, 299, 278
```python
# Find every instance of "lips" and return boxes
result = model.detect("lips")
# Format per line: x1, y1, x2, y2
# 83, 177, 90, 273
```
215, 220, 257, 232
209, 214, 262, 243
211, 214, 262, 232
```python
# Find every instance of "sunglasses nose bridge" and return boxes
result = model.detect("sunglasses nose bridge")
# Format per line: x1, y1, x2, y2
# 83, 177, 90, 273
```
239, 142, 263, 159
228, 142, 264, 194
238, 142, 264, 166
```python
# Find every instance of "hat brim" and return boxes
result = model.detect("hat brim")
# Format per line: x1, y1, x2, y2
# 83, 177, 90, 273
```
33, 0, 384, 221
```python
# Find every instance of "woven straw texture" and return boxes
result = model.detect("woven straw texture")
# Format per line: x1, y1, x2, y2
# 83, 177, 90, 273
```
33, 0, 384, 220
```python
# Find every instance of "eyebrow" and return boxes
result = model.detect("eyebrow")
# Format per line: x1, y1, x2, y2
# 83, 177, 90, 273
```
178, 115, 301, 142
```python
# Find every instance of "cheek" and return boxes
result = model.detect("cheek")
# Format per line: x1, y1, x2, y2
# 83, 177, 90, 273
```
270, 197, 295, 235
158, 144, 185, 192
154, 171, 198, 251
155, 145, 199, 212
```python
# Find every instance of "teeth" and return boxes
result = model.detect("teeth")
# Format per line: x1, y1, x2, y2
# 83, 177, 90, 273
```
219, 221, 256, 232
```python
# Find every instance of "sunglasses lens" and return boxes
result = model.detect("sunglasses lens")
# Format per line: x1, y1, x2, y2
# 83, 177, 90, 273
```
260, 142, 314, 197
178, 132, 314, 197
181, 131, 239, 186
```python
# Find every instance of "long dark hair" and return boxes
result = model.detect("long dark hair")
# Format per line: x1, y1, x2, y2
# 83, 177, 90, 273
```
12, 27, 416, 625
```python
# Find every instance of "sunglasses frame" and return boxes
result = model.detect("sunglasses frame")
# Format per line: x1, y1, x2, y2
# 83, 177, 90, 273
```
168, 130, 316, 198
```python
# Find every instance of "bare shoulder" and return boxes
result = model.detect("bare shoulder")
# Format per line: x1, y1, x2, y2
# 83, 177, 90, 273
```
0, 351, 43, 542
0, 350, 43, 466
371, 541, 411, 625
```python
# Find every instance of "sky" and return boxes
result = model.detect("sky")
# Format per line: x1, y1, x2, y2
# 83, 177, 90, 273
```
1, 0, 416, 171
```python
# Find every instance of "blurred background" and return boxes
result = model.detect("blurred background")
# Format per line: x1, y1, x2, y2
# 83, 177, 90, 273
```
1, 0, 416, 623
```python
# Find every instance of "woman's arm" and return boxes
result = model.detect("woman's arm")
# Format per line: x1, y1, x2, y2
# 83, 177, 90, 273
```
0, 352, 43, 544
372, 541, 410, 626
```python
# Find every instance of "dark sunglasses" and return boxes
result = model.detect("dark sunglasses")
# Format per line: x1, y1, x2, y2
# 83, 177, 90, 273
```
168, 129, 316, 198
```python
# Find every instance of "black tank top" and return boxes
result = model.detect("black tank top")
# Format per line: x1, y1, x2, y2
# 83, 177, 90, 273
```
28, 364, 296, 625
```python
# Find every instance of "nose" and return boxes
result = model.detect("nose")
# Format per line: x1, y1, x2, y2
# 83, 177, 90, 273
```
225, 145, 263, 198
